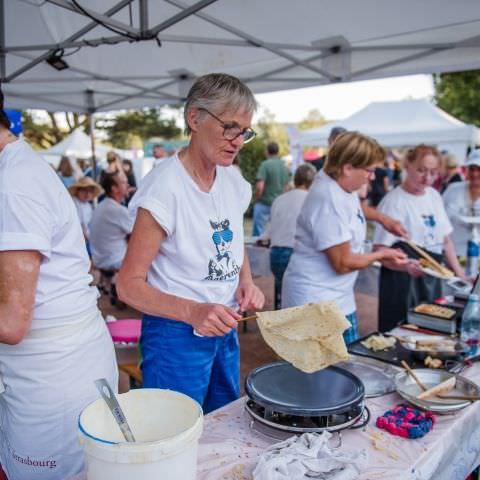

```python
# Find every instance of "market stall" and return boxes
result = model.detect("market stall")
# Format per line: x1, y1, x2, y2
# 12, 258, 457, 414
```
198, 359, 480, 480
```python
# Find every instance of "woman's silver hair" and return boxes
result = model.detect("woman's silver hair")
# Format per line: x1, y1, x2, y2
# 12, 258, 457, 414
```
184, 73, 257, 135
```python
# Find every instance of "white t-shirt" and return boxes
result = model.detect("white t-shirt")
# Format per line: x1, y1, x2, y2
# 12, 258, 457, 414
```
0, 140, 97, 327
129, 155, 252, 308
442, 181, 478, 256
263, 189, 308, 248
72, 197, 93, 237
89, 197, 133, 270
374, 186, 453, 254
282, 171, 366, 315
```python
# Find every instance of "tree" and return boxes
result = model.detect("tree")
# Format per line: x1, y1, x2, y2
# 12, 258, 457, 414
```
97, 108, 182, 149
255, 108, 289, 156
22, 111, 88, 149
434, 70, 480, 126
297, 109, 327, 131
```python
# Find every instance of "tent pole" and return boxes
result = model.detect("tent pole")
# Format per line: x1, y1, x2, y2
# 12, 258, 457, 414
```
85, 89, 97, 181
0, 0, 5, 80
89, 113, 97, 181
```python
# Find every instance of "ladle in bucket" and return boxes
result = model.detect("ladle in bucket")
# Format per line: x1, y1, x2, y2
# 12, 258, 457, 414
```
94, 378, 136, 442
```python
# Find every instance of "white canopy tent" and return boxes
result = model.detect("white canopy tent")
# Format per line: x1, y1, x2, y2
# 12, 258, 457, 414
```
298, 99, 480, 162
41, 128, 111, 161
2, 0, 480, 113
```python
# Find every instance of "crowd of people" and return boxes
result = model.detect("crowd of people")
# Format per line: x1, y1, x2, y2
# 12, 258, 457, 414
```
1, 72, 479, 479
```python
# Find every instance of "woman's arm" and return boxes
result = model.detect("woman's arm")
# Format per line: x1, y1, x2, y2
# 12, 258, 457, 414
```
443, 235, 465, 278
362, 204, 408, 238
0, 250, 41, 344
117, 208, 241, 336
325, 241, 407, 274
373, 244, 424, 277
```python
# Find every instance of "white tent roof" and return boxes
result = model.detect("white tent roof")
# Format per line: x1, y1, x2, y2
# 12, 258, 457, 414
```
298, 99, 480, 157
2, 0, 480, 113
41, 127, 107, 158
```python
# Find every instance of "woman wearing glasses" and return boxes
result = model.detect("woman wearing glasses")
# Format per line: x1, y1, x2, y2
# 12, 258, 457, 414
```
117, 73, 264, 412
373, 145, 465, 331
282, 131, 407, 343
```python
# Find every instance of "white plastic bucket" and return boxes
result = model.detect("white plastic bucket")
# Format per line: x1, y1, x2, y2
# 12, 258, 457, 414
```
78, 389, 203, 480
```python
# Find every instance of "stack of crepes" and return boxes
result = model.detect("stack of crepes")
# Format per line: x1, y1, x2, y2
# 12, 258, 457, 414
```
256, 302, 350, 373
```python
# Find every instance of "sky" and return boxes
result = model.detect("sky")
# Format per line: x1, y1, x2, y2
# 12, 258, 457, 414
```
254, 74, 435, 124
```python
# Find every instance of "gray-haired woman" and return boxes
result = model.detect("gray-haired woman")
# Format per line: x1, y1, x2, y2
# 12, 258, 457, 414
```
117, 73, 265, 413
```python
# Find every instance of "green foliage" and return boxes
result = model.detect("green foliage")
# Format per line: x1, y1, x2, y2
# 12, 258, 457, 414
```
97, 108, 182, 149
238, 138, 267, 216
297, 109, 327, 131
434, 70, 480, 126
22, 111, 87, 149
238, 138, 267, 187
255, 108, 289, 155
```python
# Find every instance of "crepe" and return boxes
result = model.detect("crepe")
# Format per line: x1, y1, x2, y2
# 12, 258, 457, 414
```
256, 302, 350, 373
361, 334, 396, 352
414, 304, 456, 319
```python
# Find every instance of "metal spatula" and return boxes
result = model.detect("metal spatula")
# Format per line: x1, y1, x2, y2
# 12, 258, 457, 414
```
94, 378, 136, 442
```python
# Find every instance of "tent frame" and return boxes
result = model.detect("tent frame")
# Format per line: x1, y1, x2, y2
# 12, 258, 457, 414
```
2, 0, 480, 113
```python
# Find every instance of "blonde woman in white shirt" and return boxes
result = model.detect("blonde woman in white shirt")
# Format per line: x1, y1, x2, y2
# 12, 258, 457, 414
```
117, 74, 264, 413
282, 132, 407, 344
374, 145, 465, 331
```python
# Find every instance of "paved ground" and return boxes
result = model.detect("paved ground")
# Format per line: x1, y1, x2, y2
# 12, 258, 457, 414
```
100, 268, 380, 393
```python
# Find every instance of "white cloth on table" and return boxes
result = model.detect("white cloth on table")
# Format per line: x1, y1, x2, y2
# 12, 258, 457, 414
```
373, 186, 453, 254
89, 197, 133, 270
253, 431, 368, 480
129, 155, 252, 308
281, 170, 366, 315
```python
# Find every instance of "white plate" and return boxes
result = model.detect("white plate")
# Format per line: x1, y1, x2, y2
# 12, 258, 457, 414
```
421, 266, 458, 281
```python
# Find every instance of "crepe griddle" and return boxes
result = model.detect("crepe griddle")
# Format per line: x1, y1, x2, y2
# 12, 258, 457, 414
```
245, 361, 364, 416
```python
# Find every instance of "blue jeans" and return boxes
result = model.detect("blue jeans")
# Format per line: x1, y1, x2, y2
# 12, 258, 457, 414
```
344, 312, 359, 345
252, 202, 271, 236
140, 315, 240, 414
270, 247, 293, 310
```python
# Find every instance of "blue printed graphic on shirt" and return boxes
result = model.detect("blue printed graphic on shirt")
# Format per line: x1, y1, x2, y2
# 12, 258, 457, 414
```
357, 208, 365, 224
422, 214, 436, 247
204, 219, 240, 281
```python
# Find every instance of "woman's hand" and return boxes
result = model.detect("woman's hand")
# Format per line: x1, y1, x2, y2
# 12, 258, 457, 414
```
379, 247, 409, 268
236, 280, 265, 313
405, 259, 425, 278
380, 216, 408, 238
187, 303, 241, 337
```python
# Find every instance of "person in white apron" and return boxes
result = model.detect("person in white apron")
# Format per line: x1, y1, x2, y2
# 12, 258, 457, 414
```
0, 98, 117, 480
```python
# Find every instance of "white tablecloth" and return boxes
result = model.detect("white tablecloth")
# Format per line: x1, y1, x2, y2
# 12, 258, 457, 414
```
198, 364, 480, 480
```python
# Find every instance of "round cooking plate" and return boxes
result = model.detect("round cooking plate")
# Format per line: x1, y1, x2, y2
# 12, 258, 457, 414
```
245, 361, 364, 416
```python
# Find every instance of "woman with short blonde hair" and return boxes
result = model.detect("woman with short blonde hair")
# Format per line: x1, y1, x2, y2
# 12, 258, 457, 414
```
323, 131, 386, 179
282, 131, 407, 343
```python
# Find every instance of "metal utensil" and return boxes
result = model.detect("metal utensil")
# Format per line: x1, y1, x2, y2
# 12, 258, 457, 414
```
94, 378, 136, 442
400, 360, 428, 391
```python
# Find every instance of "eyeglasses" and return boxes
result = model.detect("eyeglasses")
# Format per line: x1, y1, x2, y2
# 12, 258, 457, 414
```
198, 108, 256, 144
362, 167, 376, 175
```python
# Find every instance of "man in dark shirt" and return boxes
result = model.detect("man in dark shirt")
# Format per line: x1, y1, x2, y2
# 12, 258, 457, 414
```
311, 126, 346, 171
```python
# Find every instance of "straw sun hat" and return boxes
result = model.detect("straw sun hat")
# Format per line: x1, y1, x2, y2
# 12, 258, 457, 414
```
68, 176, 103, 198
